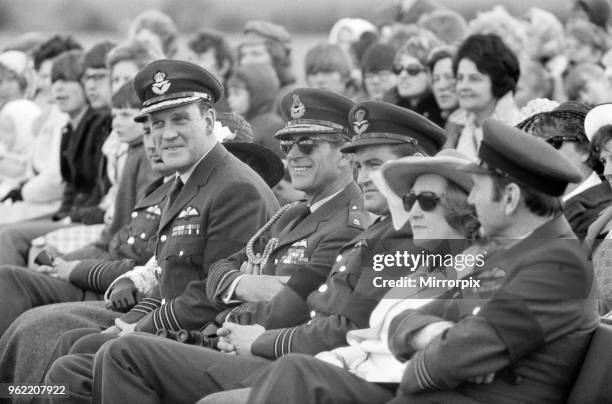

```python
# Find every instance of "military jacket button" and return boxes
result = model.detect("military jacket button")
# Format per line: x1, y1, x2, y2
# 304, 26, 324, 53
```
336, 255, 342, 263
140, 232, 146, 239
161, 298, 166, 305
127, 237, 135, 245
310, 310, 316, 318
318, 284, 328, 293
338, 265, 346, 272
131, 212, 138, 218
274, 259, 279, 265
179, 250, 184, 256
353, 219, 360, 226
472, 306, 481, 316
160, 235, 167, 242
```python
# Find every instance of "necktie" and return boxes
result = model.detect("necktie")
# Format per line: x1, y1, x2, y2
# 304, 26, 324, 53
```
287, 204, 311, 232
168, 177, 184, 207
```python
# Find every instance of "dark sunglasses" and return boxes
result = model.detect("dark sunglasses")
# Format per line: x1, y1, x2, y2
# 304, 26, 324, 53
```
545, 136, 578, 150
402, 191, 441, 212
392, 64, 426, 76
280, 137, 339, 155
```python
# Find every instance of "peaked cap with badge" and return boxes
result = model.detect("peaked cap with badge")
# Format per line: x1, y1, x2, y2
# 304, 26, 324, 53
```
133, 59, 224, 121
341, 100, 447, 155
275, 88, 355, 141
463, 119, 582, 196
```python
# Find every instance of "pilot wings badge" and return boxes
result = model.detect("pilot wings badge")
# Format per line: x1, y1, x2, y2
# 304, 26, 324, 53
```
290, 95, 306, 119
151, 71, 171, 95
353, 107, 369, 134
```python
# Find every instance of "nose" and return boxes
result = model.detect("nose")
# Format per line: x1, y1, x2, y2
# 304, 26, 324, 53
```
407, 198, 423, 222
467, 188, 475, 205
161, 124, 178, 141
357, 166, 372, 188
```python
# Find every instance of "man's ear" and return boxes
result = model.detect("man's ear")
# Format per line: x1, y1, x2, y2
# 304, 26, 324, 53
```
338, 152, 353, 168
504, 182, 522, 215
203, 106, 216, 135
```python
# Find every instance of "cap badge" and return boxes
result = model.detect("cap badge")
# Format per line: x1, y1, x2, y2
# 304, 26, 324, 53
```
151, 71, 171, 95
353, 107, 369, 135
290, 95, 306, 119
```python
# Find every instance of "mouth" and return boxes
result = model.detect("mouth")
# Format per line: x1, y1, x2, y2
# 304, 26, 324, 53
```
289, 164, 312, 174
163, 145, 184, 152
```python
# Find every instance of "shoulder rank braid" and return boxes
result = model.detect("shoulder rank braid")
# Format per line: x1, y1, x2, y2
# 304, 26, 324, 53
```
245, 202, 301, 271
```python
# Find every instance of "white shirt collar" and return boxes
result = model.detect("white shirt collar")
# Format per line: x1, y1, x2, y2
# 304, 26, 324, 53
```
177, 143, 216, 184
562, 171, 601, 202
309, 189, 343, 213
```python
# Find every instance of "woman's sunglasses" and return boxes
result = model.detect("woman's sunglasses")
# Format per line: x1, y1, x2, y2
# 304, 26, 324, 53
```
402, 191, 441, 212
545, 136, 579, 150
392, 64, 426, 76
279, 137, 339, 155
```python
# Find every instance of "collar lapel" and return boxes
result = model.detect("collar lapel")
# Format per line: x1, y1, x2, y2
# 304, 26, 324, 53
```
159, 143, 227, 230
274, 182, 360, 250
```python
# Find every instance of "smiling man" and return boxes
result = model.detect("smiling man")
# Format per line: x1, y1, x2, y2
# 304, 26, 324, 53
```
45, 87, 372, 403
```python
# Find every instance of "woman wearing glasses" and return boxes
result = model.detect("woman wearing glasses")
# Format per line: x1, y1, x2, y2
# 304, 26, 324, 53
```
515, 101, 612, 242
383, 34, 445, 127
445, 34, 523, 158
244, 149, 487, 404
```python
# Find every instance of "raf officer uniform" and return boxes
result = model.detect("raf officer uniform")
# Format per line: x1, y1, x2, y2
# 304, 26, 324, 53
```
0, 177, 169, 336
117, 60, 279, 332
49, 100, 452, 404
246, 120, 600, 404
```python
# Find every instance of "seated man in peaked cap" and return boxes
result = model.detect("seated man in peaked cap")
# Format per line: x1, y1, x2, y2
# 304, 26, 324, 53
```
50, 100, 452, 404
45, 87, 372, 402
245, 119, 599, 404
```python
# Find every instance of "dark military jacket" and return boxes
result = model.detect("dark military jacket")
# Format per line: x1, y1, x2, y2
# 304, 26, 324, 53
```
392, 215, 599, 404
133, 143, 279, 333
248, 216, 418, 359
564, 181, 612, 240
68, 177, 170, 293
203, 182, 369, 332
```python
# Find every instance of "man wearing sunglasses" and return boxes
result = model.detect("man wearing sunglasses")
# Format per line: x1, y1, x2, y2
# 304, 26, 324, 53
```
46, 87, 372, 402
516, 101, 612, 240
383, 120, 598, 403
54, 98, 448, 404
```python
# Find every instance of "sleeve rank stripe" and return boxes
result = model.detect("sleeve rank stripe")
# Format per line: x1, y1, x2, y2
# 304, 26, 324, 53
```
168, 300, 181, 330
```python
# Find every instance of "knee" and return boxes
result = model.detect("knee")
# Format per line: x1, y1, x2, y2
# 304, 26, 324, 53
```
45, 355, 76, 384
269, 354, 314, 376
98, 334, 142, 364
69, 332, 116, 355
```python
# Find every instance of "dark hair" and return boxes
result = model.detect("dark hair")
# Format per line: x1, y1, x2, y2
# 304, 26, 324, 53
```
111, 81, 141, 109
84, 41, 116, 70
453, 34, 520, 99
426, 45, 456, 72
32, 35, 82, 71
591, 124, 612, 163
188, 30, 234, 81
442, 179, 480, 239
304, 43, 352, 79
491, 173, 563, 217
51, 50, 84, 83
